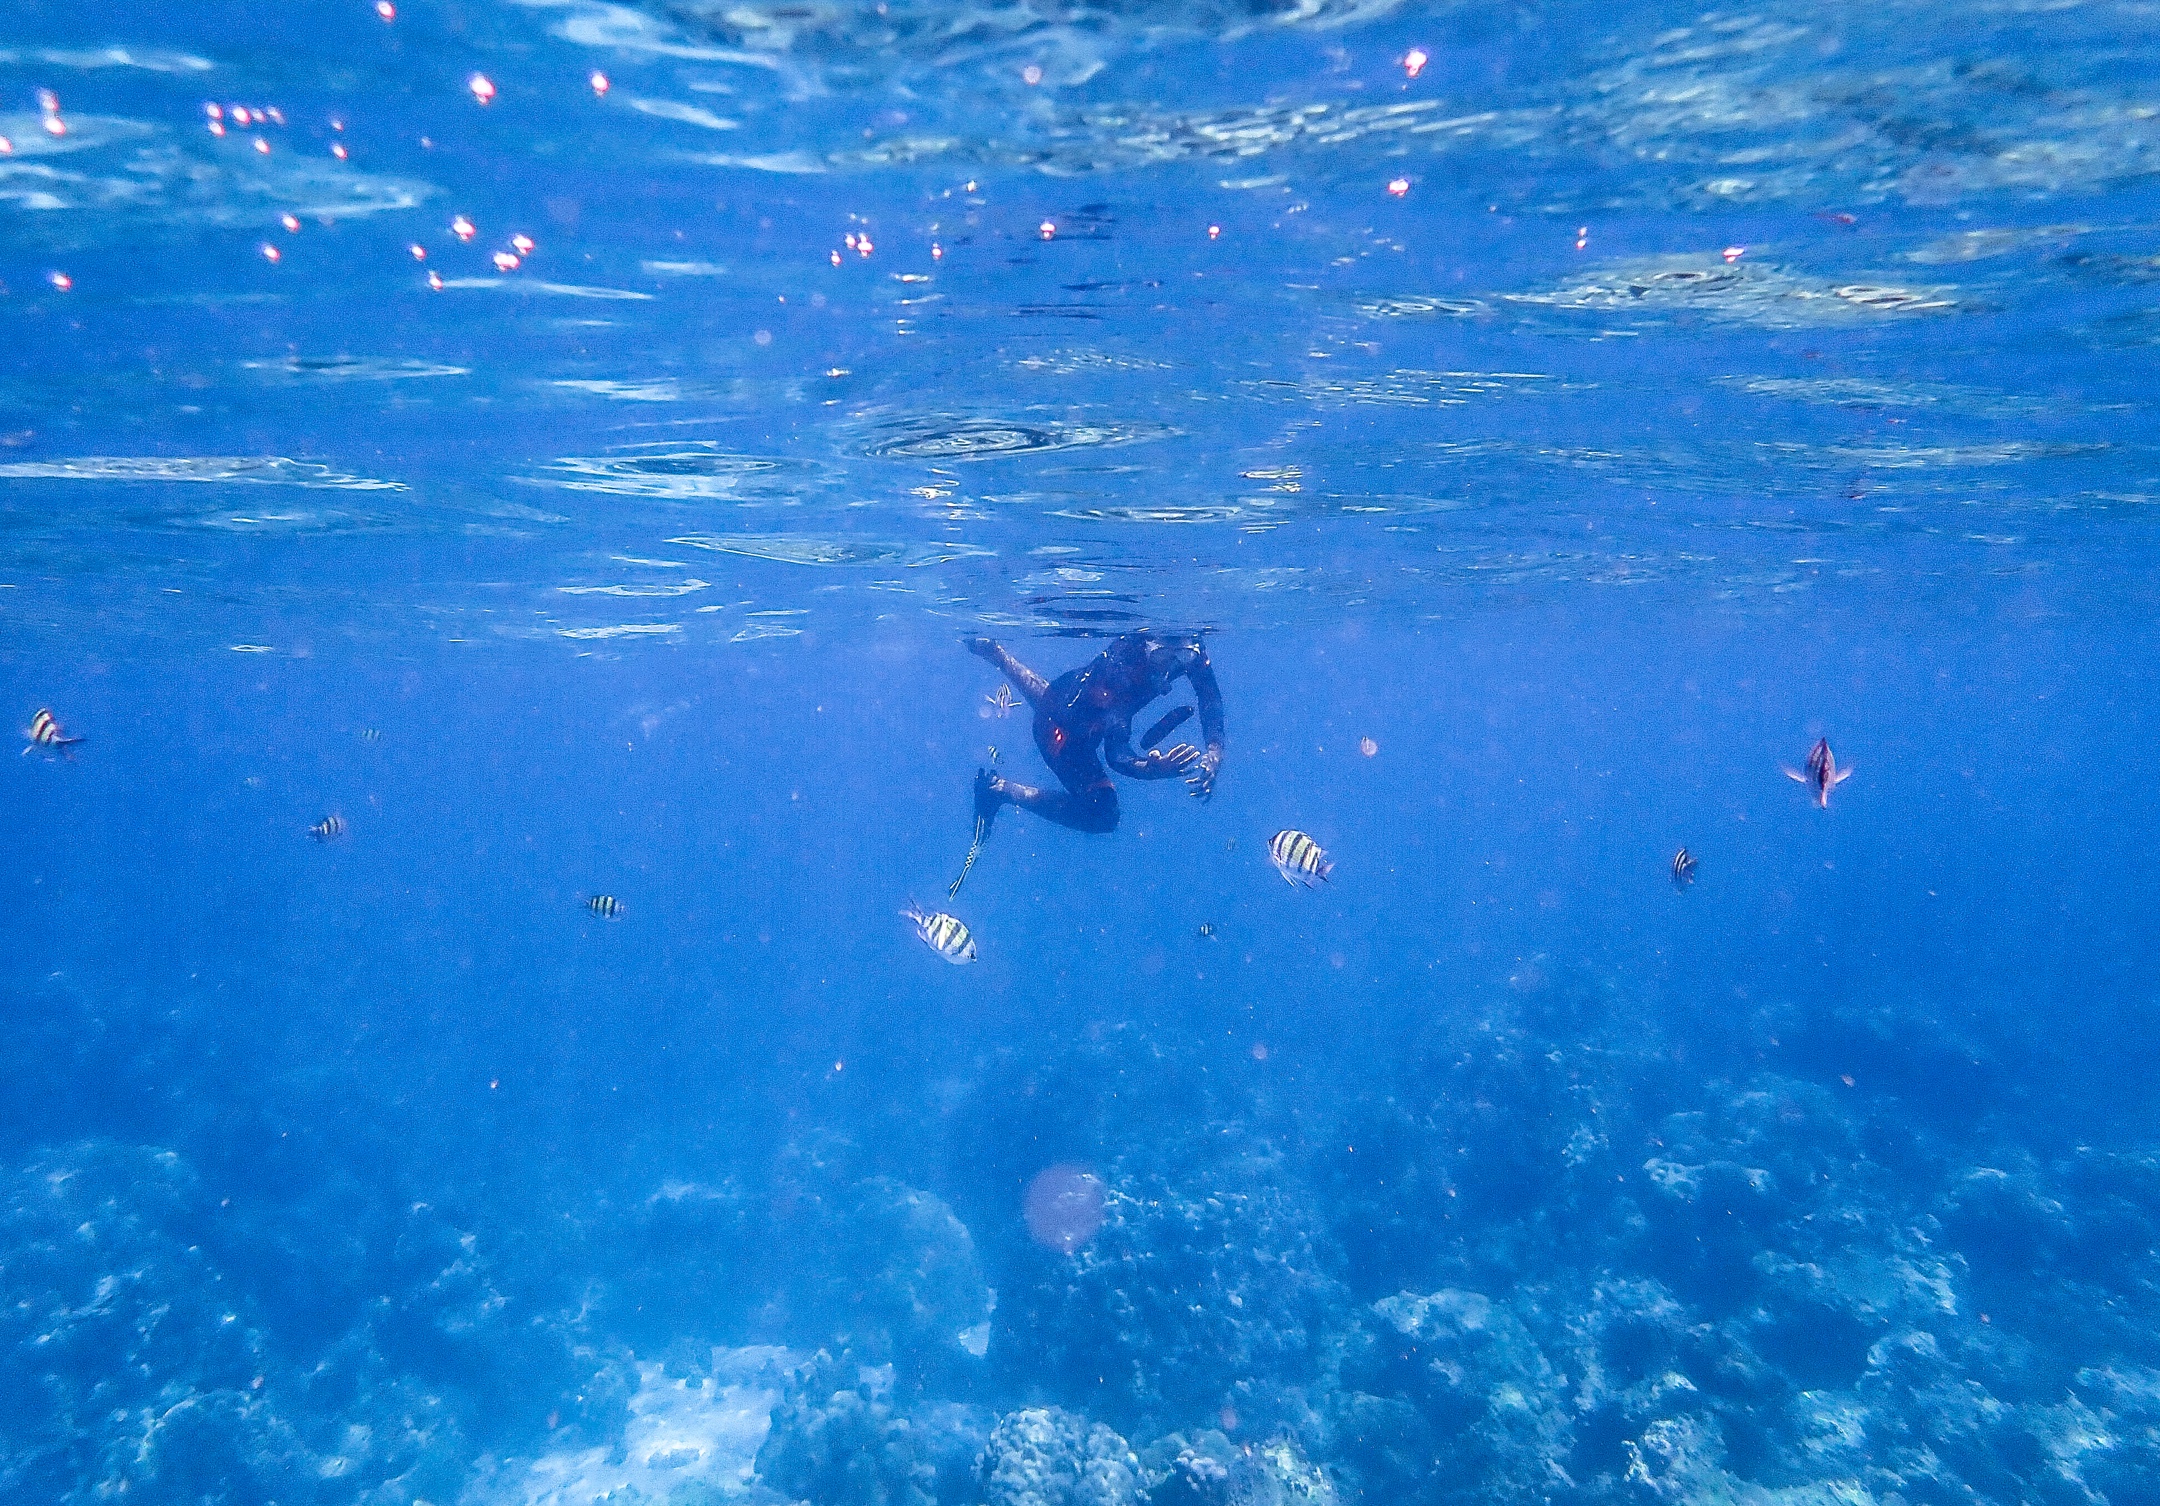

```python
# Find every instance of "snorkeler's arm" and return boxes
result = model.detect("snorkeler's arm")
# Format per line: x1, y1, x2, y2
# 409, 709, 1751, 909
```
1185, 652, 1226, 799
1105, 717, 1199, 779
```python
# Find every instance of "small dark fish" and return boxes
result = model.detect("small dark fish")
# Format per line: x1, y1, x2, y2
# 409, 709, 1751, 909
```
986, 684, 1019, 718
1672, 847, 1697, 889
1140, 704, 1194, 751
1784, 737, 1853, 809
307, 813, 347, 842
586, 894, 623, 920
1197, 921, 1216, 939
23, 708, 84, 757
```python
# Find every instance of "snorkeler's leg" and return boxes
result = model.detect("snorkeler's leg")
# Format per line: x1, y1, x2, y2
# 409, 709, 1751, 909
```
980, 774, 1118, 834
965, 638, 1051, 707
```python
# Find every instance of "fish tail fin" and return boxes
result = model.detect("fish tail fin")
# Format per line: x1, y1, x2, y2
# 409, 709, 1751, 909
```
1319, 860, 1335, 883
1833, 765, 1853, 784
1782, 767, 1805, 783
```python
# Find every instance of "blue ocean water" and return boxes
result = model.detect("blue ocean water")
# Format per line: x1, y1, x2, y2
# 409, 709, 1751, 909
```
7, 0, 2160, 1499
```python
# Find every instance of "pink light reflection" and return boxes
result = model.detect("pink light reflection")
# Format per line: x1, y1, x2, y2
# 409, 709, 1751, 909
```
1023, 1164, 1106, 1255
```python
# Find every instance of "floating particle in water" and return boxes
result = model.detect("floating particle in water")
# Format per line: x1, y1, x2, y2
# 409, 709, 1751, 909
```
1023, 1164, 1104, 1255
511, 234, 534, 254
1359, 736, 1378, 757
1039, 219, 1056, 240
931, 242, 943, 259
427, 270, 443, 290
266, 107, 285, 125
1723, 246, 1746, 263
261, 243, 281, 262
1576, 224, 1589, 250
1403, 47, 1428, 78
753, 329, 772, 346
0, 136, 13, 154
493, 251, 520, 271
48, 272, 71, 291
376, 0, 395, 19
469, 74, 496, 105
1208, 224, 1220, 239
280, 213, 301, 232
1387, 177, 1409, 197
39, 90, 65, 137
331, 142, 347, 159
451, 215, 475, 241
408, 243, 427, 260
206, 102, 222, 121
254, 137, 270, 154
209, 119, 226, 136
1250, 1042, 1268, 1061
590, 71, 610, 96
1022, 64, 1043, 85
829, 250, 842, 266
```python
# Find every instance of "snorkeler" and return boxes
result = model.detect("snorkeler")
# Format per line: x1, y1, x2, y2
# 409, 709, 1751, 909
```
967, 631, 1224, 837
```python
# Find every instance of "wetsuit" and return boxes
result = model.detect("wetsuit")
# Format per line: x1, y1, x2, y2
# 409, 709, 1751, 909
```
968, 632, 1225, 834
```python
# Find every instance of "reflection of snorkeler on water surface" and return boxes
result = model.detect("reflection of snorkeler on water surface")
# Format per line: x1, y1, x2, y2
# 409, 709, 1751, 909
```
967, 631, 1225, 835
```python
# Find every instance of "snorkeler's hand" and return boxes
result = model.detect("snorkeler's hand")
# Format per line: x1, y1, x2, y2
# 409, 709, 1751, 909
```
1143, 743, 1202, 777
1185, 748, 1220, 801
964, 636, 1000, 661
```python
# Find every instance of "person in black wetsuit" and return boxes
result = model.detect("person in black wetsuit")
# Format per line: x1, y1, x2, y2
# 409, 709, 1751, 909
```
967, 631, 1224, 835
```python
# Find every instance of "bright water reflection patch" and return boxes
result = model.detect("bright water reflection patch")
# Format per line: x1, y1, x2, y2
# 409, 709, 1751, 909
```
0, 457, 403, 489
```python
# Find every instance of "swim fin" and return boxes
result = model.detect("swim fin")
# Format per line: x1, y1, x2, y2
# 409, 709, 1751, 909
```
1140, 704, 1194, 751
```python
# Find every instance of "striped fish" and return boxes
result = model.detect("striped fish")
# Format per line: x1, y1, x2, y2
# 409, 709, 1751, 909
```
307, 813, 347, 843
360, 727, 382, 743
586, 894, 623, 920
1671, 847, 1697, 889
22, 708, 83, 756
902, 902, 978, 964
1267, 829, 1333, 887
986, 684, 1019, 718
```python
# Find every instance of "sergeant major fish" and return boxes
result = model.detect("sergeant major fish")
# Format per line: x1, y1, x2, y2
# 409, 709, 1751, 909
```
307, 813, 347, 842
1671, 847, 1697, 889
903, 901, 978, 964
1268, 829, 1333, 887
986, 684, 1019, 718
586, 894, 623, 920
23, 708, 83, 757
1784, 738, 1853, 809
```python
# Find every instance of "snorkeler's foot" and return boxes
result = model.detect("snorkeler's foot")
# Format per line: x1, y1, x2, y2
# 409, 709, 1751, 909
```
973, 767, 1004, 827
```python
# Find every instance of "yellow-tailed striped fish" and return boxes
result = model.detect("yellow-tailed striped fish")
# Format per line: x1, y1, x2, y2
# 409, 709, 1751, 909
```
903, 901, 978, 964
1267, 829, 1333, 887
586, 894, 623, 920
307, 813, 347, 843
23, 708, 84, 757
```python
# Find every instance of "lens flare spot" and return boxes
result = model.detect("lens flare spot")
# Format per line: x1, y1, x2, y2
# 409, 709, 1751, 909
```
1023, 1164, 1105, 1255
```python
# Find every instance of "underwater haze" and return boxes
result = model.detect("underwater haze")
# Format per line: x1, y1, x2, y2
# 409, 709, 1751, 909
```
6, 0, 2160, 1500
